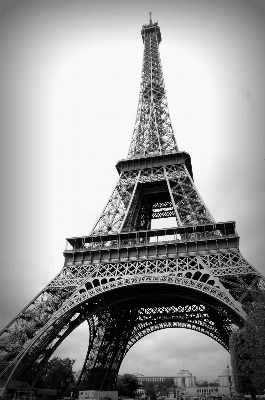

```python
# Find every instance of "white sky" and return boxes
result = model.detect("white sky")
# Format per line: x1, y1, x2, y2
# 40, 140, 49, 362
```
0, 0, 265, 384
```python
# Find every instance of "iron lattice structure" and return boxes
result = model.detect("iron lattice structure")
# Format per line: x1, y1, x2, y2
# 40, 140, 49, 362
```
1, 17, 265, 392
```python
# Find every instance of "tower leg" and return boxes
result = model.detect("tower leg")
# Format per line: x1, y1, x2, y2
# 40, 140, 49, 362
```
79, 308, 137, 390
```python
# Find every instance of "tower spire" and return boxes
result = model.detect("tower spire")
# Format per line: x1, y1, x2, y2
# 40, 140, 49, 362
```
149, 12, 152, 24
127, 20, 178, 159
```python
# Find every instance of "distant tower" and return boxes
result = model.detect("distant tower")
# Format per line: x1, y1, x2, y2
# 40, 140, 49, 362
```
0, 17, 264, 394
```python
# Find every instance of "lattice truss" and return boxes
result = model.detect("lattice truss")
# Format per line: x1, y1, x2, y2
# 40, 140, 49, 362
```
91, 164, 214, 235
78, 310, 137, 390
77, 304, 238, 390
165, 165, 214, 226
127, 23, 177, 159
125, 305, 236, 352
1, 249, 264, 386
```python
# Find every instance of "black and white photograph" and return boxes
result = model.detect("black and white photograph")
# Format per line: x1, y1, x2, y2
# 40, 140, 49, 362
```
1, 0, 265, 397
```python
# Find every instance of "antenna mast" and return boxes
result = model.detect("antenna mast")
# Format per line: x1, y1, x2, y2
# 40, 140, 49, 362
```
149, 12, 152, 24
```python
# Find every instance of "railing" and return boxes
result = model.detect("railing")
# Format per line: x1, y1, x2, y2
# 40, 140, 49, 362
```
64, 222, 237, 253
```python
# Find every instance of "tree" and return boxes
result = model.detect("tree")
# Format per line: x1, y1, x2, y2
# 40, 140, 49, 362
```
209, 381, 219, 387
117, 374, 139, 398
141, 379, 175, 399
230, 292, 265, 396
230, 329, 253, 394
0, 294, 67, 368
141, 382, 155, 398
162, 378, 174, 389
244, 293, 265, 392
37, 357, 75, 395
196, 380, 208, 387
158, 378, 174, 397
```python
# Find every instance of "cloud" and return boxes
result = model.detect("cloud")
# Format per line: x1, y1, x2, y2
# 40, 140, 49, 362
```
119, 329, 230, 382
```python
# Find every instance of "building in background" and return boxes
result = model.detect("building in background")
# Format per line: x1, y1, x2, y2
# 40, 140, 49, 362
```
136, 370, 198, 397
218, 365, 234, 396
219, 365, 233, 386
197, 386, 219, 397
135, 366, 235, 397
174, 370, 196, 388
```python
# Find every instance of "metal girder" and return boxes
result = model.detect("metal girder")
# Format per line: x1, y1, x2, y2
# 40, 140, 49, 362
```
124, 305, 235, 353
78, 309, 137, 390
90, 171, 140, 235
127, 22, 177, 159
90, 164, 216, 235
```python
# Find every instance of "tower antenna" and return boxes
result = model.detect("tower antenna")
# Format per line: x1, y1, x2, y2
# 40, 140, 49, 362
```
149, 12, 152, 24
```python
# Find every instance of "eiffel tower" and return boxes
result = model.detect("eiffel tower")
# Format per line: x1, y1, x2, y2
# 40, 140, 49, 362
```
0, 15, 264, 394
